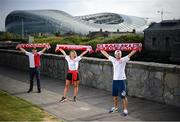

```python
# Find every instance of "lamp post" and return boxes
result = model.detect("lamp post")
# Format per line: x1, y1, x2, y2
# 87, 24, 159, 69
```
157, 9, 164, 21
157, 9, 172, 22
21, 18, 24, 39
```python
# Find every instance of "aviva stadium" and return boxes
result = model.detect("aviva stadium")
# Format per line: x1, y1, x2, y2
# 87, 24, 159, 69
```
5, 10, 148, 35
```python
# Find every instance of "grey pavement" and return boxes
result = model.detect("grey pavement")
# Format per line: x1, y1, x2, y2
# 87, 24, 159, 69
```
0, 66, 180, 121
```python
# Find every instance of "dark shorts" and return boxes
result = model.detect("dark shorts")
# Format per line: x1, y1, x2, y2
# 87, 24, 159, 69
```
66, 73, 79, 81
112, 80, 127, 98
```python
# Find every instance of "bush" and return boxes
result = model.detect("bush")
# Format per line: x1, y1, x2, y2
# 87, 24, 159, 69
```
33, 34, 144, 58
0, 32, 26, 42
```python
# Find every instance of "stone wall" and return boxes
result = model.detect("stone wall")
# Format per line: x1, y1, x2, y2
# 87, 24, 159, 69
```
0, 49, 180, 107
0, 49, 67, 81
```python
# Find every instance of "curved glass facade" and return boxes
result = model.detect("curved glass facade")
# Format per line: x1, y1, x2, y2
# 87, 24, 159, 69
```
5, 10, 148, 35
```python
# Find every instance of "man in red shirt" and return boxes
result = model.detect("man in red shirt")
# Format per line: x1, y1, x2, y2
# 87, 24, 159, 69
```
19, 47, 48, 93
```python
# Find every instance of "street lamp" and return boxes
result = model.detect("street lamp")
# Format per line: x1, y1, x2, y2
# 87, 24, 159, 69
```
157, 9, 172, 21
157, 9, 164, 21
21, 18, 24, 39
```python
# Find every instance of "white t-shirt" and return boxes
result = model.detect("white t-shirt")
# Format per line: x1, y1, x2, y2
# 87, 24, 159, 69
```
65, 56, 82, 70
108, 55, 130, 80
25, 51, 43, 68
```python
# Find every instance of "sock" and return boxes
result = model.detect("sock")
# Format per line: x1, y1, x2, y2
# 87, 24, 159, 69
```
123, 109, 128, 114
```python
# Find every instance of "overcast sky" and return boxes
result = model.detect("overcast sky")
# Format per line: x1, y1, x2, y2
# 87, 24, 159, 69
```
0, 0, 180, 31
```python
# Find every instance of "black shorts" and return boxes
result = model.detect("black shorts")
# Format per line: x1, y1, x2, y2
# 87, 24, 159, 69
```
66, 73, 79, 81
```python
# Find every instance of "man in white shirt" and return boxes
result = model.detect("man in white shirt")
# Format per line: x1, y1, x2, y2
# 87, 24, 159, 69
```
101, 50, 137, 116
19, 47, 48, 93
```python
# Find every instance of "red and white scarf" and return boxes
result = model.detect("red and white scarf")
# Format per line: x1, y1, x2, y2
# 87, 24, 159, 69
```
55, 44, 94, 53
16, 43, 51, 49
34, 53, 41, 67
96, 43, 142, 52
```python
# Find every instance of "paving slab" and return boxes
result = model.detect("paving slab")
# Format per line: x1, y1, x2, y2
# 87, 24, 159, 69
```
0, 66, 180, 121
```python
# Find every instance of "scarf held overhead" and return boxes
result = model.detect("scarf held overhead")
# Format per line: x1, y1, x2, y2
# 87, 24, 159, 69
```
55, 44, 94, 53
16, 43, 51, 49
96, 43, 142, 52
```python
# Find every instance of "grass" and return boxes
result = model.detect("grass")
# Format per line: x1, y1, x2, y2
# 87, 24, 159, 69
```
0, 90, 60, 121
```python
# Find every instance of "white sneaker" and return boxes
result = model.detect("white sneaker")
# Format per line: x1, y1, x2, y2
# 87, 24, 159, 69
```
109, 107, 119, 113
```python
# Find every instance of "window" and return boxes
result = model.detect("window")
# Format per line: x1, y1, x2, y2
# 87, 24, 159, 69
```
152, 37, 157, 47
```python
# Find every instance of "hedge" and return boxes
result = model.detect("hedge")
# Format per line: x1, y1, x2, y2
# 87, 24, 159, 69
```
33, 34, 143, 58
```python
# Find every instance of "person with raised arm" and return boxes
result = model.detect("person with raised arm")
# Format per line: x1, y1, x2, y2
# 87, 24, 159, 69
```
100, 49, 137, 116
57, 49, 89, 102
19, 46, 49, 93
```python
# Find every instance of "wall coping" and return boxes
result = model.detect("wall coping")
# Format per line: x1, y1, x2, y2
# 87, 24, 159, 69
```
0, 49, 180, 71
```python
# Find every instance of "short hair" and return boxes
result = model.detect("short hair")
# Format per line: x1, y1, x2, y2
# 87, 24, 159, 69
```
114, 50, 122, 55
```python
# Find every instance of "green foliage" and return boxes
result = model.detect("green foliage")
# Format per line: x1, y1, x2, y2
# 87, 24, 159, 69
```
33, 36, 60, 43
0, 31, 26, 42
34, 34, 143, 57
81, 34, 143, 50
0, 32, 143, 58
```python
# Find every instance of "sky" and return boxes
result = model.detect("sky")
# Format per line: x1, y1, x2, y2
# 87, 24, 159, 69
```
0, 0, 180, 31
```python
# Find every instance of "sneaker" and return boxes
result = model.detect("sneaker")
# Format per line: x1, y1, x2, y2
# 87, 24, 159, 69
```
27, 89, 32, 93
109, 107, 119, 113
59, 96, 67, 102
37, 90, 41, 93
123, 109, 128, 116
73, 96, 77, 102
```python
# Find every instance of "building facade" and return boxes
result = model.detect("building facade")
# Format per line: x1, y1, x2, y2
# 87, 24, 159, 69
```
144, 20, 180, 63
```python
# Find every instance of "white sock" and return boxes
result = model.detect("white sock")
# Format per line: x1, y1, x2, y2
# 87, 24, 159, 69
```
123, 109, 128, 114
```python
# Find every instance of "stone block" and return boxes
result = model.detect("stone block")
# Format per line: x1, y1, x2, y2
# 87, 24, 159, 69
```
165, 73, 179, 89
